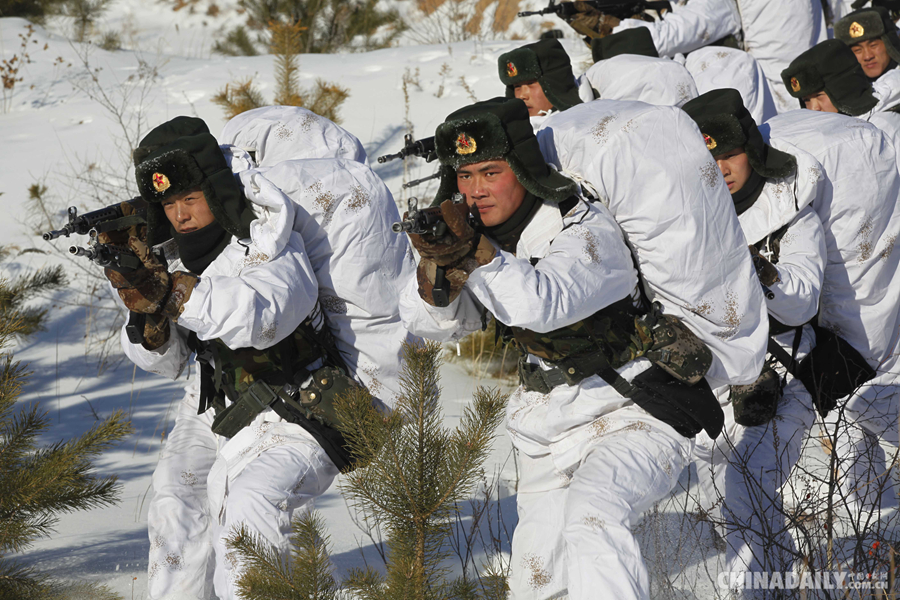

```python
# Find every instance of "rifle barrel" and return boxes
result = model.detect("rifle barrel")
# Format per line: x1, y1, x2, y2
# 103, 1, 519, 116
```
43, 228, 71, 241
377, 152, 403, 164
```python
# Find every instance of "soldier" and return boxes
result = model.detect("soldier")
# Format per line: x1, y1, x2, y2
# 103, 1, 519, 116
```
684, 46, 778, 124
782, 39, 900, 139
589, 27, 659, 60
583, 28, 698, 107
613, 0, 828, 113
497, 39, 589, 128
401, 96, 766, 600
835, 6, 900, 81
682, 89, 826, 592
108, 115, 413, 599
762, 98, 900, 522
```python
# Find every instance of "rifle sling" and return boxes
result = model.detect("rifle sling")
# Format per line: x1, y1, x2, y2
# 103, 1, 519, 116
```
766, 329, 803, 378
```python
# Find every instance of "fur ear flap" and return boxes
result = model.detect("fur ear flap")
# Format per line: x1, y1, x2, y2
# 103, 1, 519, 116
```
132, 145, 156, 167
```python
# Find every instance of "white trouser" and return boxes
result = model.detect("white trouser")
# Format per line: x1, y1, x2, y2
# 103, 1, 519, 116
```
821, 377, 900, 516
693, 377, 816, 596
147, 391, 339, 600
508, 406, 692, 600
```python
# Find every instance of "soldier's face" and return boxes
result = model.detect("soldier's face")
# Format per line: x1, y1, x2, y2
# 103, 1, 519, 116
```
162, 188, 216, 234
802, 91, 839, 113
714, 147, 753, 195
513, 80, 554, 116
852, 39, 891, 78
456, 159, 527, 227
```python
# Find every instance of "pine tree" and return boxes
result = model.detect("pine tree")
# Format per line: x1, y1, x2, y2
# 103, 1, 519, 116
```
227, 340, 509, 599
213, 19, 350, 123
0, 252, 133, 599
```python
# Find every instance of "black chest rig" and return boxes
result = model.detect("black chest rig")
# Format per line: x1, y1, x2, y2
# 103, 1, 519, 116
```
187, 307, 360, 470
494, 260, 721, 439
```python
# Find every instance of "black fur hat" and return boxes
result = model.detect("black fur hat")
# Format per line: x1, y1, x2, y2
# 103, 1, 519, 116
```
835, 6, 900, 65
781, 39, 879, 115
498, 39, 583, 112
432, 97, 579, 204
133, 116, 254, 247
591, 28, 659, 62
682, 88, 797, 179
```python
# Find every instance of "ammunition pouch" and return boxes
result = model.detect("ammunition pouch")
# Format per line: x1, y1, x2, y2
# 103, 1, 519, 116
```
211, 379, 282, 438
189, 310, 366, 471
730, 359, 783, 427
297, 366, 359, 430
627, 305, 713, 385
518, 351, 612, 394
625, 364, 721, 438
512, 298, 721, 439
795, 325, 877, 417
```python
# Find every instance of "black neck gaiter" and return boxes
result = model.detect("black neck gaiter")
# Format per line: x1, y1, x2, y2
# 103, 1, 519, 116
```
732, 170, 766, 216
481, 192, 542, 253
173, 221, 231, 274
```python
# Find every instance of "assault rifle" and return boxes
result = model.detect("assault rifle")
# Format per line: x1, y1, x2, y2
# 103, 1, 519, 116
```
392, 194, 467, 307
518, 0, 672, 21
377, 134, 437, 164
43, 198, 154, 344
391, 195, 454, 237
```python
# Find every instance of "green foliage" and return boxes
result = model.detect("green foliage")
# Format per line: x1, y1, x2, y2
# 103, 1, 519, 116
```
304, 79, 349, 124
0, 260, 132, 599
226, 511, 339, 600
0, 255, 66, 337
211, 26, 260, 57
337, 340, 508, 599
211, 77, 266, 120
64, 0, 112, 42
97, 30, 121, 51
213, 20, 350, 123
271, 20, 305, 106
0, 0, 64, 21
227, 341, 509, 598
221, 0, 405, 55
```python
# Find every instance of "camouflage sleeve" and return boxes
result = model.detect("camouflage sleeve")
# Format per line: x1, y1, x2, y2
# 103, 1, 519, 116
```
121, 317, 192, 380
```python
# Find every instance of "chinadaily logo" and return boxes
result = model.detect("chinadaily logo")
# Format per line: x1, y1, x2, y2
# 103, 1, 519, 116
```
717, 571, 888, 591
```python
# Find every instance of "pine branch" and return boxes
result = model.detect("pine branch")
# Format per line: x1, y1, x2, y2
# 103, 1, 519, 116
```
211, 78, 266, 119
0, 411, 131, 552
288, 511, 339, 600
0, 559, 45, 600
226, 524, 297, 599
342, 566, 386, 600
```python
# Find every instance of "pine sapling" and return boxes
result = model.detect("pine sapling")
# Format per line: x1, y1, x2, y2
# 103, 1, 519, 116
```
0, 265, 132, 599
227, 340, 509, 599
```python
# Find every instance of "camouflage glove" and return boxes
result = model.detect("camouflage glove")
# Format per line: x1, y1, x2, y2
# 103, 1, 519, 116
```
416, 234, 497, 306
141, 313, 171, 351
408, 199, 477, 266
107, 237, 198, 319
565, 6, 620, 39
749, 245, 781, 287
96, 201, 147, 246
